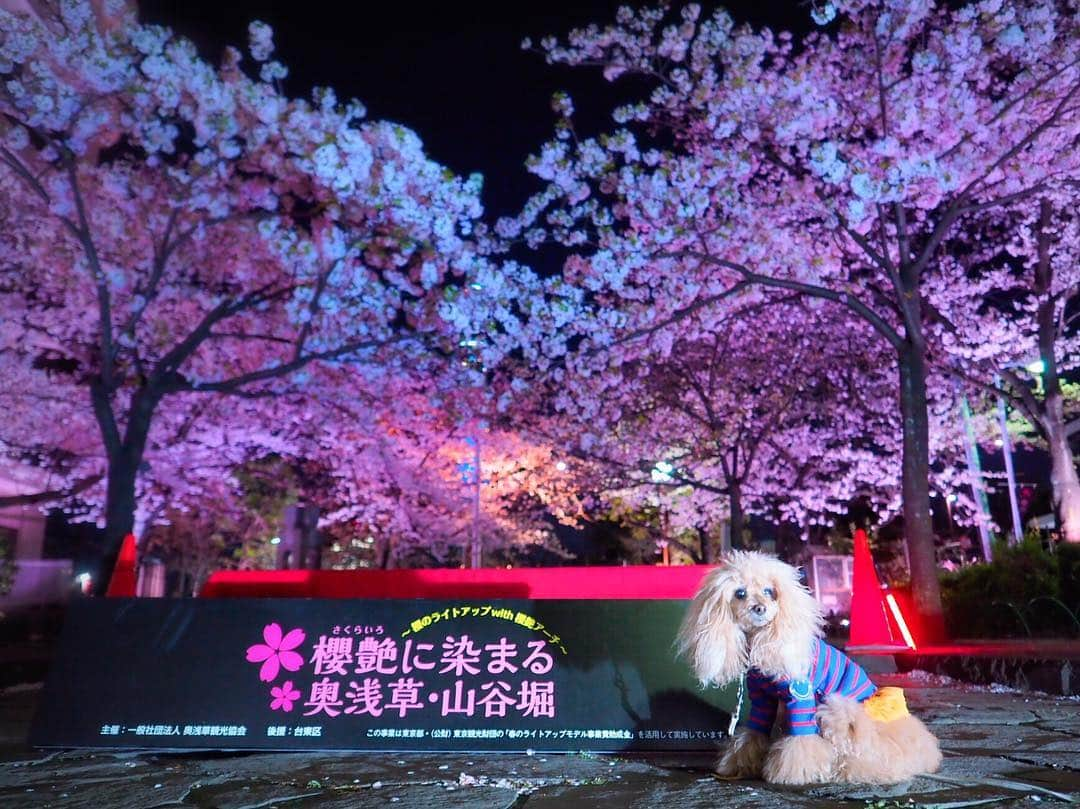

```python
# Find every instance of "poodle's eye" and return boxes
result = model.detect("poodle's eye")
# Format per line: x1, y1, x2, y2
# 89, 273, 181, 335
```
734, 587, 747, 600
763, 587, 777, 600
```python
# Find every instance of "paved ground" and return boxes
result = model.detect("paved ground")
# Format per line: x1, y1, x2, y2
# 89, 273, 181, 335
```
1, 672, 1077, 808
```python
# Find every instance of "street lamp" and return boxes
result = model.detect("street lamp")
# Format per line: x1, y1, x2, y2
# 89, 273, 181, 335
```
651, 460, 675, 484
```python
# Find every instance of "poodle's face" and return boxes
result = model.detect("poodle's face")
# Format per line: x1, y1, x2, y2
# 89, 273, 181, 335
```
726, 571, 781, 634
677, 550, 823, 684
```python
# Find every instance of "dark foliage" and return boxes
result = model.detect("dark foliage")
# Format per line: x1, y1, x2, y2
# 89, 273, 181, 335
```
940, 538, 1080, 638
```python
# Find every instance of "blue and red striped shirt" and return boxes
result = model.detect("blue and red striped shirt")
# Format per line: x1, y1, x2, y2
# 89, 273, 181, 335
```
745, 638, 876, 736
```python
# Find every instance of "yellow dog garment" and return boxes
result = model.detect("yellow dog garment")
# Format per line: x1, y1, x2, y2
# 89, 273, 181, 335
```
862, 686, 909, 722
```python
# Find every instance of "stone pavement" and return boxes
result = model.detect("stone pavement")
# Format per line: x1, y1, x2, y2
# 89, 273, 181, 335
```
1, 672, 1077, 808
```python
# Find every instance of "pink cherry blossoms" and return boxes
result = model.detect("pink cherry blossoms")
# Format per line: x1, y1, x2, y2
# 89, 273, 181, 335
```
503, 0, 1079, 637
0, 0, 1077, 625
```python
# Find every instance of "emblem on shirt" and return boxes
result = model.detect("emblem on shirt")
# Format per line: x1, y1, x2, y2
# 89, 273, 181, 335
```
789, 679, 813, 700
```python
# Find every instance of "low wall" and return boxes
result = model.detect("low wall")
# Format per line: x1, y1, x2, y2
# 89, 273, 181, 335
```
896, 642, 1080, 696
0, 559, 73, 611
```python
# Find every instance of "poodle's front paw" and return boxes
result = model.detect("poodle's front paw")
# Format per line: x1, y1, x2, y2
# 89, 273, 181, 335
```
762, 733, 835, 785
715, 729, 770, 779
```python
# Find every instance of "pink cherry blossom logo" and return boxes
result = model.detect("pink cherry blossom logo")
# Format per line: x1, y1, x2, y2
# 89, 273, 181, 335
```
246, 622, 306, 682
270, 680, 301, 712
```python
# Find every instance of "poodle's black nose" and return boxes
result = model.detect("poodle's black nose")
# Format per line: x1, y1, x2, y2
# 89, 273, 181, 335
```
751, 603, 766, 616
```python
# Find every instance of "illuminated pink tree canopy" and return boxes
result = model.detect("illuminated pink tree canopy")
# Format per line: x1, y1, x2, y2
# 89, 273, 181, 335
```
502, 0, 1079, 636
0, 0, 1077, 618
0, 1, 557, 579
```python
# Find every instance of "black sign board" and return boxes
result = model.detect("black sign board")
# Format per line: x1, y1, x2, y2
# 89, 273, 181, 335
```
30, 598, 737, 752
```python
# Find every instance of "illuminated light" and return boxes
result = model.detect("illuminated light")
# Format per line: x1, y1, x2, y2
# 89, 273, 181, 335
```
651, 460, 675, 483
75, 571, 93, 595
270, 536, 281, 545
839, 618, 850, 627
470, 283, 483, 291
459, 338, 478, 347
555, 460, 567, 472
945, 493, 958, 503
994, 438, 1004, 447
331, 543, 342, 553
1025, 359, 1046, 375
885, 593, 916, 649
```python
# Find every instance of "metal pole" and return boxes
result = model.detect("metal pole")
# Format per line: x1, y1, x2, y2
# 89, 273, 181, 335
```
996, 391, 1024, 545
470, 435, 481, 569
959, 395, 994, 562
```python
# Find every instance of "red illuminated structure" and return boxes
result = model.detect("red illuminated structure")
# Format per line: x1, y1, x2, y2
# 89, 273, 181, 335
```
105, 528, 913, 652
847, 529, 915, 651
199, 565, 712, 600
104, 533, 137, 597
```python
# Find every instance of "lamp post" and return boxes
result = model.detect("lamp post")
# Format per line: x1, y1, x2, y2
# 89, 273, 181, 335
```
468, 436, 482, 568
649, 460, 676, 564
458, 435, 483, 569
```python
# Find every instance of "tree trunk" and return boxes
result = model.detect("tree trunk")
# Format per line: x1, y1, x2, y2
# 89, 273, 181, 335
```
93, 387, 157, 595
697, 525, 717, 563
97, 446, 139, 594
1037, 348, 1080, 542
1046, 413, 1080, 542
378, 534, 396, 569
898, 343, 946, 642
1033, 199, 1080, 542
729, 481, 745, 550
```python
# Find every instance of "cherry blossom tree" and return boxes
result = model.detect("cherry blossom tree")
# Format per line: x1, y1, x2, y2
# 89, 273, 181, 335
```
0, 340, 102, 510
309, 384, 587, 569
932, 196, 1080, 541
525, 298, 977, 564
142, 470, 287, 596
510, 0, 1079, 638
0, 1, 535, 584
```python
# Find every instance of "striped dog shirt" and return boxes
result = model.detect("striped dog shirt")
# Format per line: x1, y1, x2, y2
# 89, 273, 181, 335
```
745, 638, 876, 736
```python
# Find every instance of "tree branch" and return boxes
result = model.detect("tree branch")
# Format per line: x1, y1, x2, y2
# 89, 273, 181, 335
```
0, 473, 103, 508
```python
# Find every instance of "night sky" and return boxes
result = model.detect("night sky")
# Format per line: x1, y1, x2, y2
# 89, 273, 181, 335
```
138, 1, 811, 217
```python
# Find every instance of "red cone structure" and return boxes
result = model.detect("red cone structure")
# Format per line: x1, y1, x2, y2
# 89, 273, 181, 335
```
848, 529, 910, 649
105, 533, 138, 597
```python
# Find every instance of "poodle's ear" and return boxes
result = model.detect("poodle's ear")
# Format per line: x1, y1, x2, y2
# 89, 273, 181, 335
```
750, 559, 823, 679
676, 565, 747, 687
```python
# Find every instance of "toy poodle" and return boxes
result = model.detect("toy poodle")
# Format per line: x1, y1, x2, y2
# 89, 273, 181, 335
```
677, 550, 941, 785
